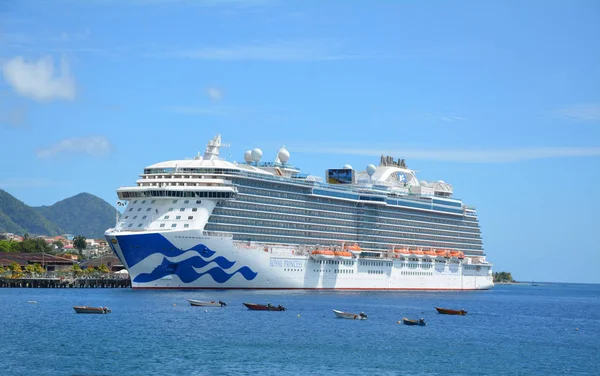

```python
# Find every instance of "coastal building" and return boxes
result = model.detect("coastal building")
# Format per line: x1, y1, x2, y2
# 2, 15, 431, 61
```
0, 253, 75, 272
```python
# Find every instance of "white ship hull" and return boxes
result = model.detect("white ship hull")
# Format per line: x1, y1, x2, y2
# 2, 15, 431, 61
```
106, 229, 494, 290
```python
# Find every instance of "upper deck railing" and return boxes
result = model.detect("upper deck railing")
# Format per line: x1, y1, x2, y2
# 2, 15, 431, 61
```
139, 166, 467, 207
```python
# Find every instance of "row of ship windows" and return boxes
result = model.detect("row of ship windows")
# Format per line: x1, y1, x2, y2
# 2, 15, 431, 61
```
311, 269, 355, 274
123, 215, 195, 220
132, 199, 201, 205
128, 207, 199, 213
204, 224, 484, 251
240, 177, 459, 212
213, 208, 480, 238
228, 196, 479, 230
215, 207, 480, 238
207, 219, 483, 246
121, 191, 233, 198
211, 215, 481, 243
236, 184, 475, 223
125, 223, 191, 229
368, 270, 385, 275
313, 260, 354, 266
401, 271, 434, 276
134, 174, 468, 220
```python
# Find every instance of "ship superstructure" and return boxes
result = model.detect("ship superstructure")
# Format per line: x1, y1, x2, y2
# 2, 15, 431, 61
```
106, 134, 493, 290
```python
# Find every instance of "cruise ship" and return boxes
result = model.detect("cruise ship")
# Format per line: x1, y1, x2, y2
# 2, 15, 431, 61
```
105, 134, 494, 290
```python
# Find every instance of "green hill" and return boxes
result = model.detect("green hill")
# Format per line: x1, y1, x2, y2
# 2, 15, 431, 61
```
0, 190, 116, 238
0, 189, 63, 236
35, 193, 117, 239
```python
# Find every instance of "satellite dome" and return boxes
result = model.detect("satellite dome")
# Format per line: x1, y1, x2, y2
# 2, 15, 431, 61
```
420, 180, 428, 186
343, 164, 352, 169
366, 164, 377, 176
251, 148, 263, 162
277, 148, 290, 163
244, 150, 252, 163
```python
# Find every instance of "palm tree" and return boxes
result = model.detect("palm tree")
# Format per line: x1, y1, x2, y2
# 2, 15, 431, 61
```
73, 236, 87, 258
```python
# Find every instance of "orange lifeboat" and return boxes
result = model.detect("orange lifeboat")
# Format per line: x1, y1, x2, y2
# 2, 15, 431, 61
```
333, 251, 353, 259
393, 246, 409, 258
449, 251, 462, 258
409, 249, 424, 258
457, 251, 465, 259
345, 243, 362, 256
423, 249, 436, 257
311, 249, 335, 260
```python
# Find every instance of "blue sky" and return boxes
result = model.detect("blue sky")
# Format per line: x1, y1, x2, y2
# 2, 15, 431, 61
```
1, 0, 599, 283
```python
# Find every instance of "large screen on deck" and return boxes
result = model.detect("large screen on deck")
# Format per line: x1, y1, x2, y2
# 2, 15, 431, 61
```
327, 168, 355, 184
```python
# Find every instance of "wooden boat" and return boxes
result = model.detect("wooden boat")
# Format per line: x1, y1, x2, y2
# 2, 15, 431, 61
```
402, 317, 426, 326
243, 302, 286, 311
187, 299, 227, 307
435, 307, 467, 315
73, 306, 111, 314
333, 309, 367, 320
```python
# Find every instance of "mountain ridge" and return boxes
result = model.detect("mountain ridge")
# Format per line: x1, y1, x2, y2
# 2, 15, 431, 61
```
0, 189, 116, 238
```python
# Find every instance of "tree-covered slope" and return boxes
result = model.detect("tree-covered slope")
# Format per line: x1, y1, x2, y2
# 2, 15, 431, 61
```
35, 193, 116, 238
0, 189, 64, 236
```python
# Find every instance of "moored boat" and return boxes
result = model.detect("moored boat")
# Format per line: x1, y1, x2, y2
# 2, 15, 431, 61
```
243, 302, 286, 311
333, 309, 367, 320
187, 299, 227, 307
402, 317, 426, 326
435, 307, 467, 315
73, 306, 111, 314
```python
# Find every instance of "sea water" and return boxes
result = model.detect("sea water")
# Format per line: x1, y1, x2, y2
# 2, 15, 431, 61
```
0, 283, 598, 376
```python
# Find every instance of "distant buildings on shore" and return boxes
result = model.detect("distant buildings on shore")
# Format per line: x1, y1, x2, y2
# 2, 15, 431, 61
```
0, 232, 111, 258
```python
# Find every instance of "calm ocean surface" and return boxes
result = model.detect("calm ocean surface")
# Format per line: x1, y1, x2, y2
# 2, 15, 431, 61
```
1, 283, 598, 376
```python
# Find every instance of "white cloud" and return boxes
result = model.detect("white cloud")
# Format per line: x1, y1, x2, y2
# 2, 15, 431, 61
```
1, 55, 76, 102
207, 87, 223, 101
37, 136, 112, 159
292, 145, 600, 163
554, 103, 600, 122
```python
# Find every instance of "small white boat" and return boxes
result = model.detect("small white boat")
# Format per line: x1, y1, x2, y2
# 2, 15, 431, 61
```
333, 309, 367, 320
187, 299, 227, 307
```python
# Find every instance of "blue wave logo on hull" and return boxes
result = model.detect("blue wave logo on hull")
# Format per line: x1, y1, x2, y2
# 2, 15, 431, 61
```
134, 256, 257, 284
115, 233, 257, 284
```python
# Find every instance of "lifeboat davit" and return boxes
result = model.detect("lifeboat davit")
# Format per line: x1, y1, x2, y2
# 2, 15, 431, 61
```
311, 249, 335, 260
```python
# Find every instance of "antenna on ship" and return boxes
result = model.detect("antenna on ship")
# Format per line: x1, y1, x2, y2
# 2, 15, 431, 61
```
203, 134, 231, 160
